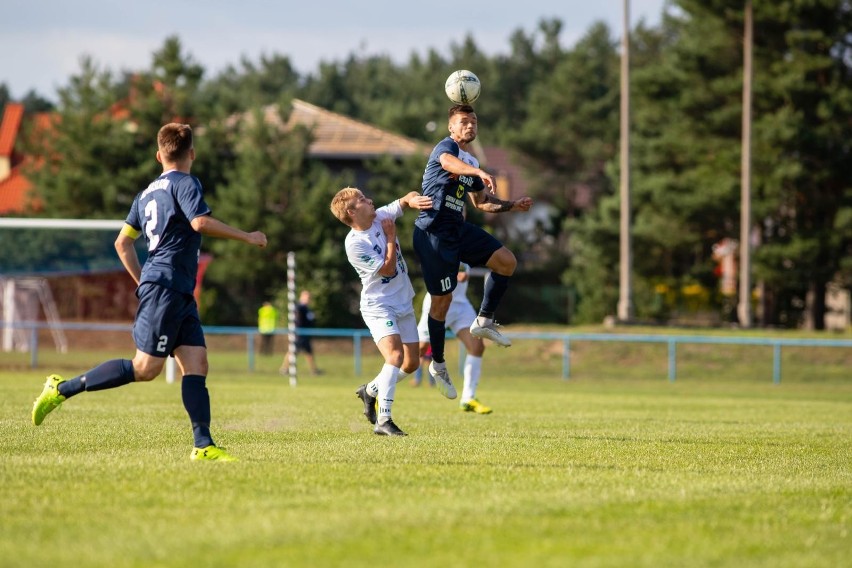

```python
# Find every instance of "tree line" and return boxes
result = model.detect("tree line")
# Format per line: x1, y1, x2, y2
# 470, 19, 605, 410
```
3, 0, 850, 329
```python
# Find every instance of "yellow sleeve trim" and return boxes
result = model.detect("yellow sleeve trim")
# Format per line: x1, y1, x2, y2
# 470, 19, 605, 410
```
120, 224, 141, 239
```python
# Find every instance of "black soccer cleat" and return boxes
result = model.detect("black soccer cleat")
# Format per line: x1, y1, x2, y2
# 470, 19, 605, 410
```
374, 419, 407, 436
355, 384, 377, 424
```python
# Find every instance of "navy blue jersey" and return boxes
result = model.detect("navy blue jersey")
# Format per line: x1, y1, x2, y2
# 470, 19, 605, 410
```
296, 303, 316, 329
415, 137, 485, 237
125, 170, 211, 295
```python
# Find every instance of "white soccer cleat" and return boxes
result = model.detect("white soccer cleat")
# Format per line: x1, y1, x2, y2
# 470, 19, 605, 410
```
470, 320, 512, 347
428, 361, 457, 399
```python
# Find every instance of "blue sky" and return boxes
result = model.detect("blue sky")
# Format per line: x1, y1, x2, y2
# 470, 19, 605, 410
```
2, 0, 667, 101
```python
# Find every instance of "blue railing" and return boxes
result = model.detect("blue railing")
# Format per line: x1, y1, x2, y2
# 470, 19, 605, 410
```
2, 322, 850, 383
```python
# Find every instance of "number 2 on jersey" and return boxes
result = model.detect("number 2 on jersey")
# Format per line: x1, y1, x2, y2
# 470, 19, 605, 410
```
144, 199, 161, 251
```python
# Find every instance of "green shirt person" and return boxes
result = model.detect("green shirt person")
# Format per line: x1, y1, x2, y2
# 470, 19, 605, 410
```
258, 302, 278, 355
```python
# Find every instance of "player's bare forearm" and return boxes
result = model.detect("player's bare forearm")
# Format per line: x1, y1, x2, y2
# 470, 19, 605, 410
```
470, 192, 533, 213
191, 215, 267, 247
379, 241, 398, 276
399, 192, 433, 211
439, 153, 480, 176
439, 154, 496, 193
114, 234, 141, 285
378, 218, 398, 276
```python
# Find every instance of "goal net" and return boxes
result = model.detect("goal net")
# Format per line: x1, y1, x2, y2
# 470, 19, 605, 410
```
0, 218, 145, 353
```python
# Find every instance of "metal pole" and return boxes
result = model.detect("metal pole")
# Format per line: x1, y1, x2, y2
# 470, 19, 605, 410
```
772, 343, 781, 384
287, 252, 298, 387
247, 334, 255, 372
738, 1, 754, 328
617, 0, 634, 322
667, 339, 677, 382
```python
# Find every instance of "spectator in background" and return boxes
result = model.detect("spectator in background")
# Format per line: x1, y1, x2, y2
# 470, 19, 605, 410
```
257, 301, 278, 356
282, 290, 323, 376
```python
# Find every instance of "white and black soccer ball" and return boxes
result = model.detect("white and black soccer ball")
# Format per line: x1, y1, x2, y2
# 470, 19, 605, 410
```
444, 70, 481, 104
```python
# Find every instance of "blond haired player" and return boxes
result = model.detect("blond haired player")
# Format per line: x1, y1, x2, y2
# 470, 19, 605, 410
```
330, 187, 440, 436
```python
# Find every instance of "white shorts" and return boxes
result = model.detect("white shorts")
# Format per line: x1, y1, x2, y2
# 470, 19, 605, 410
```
363, 307, 419, 344
417, 301, 477, 342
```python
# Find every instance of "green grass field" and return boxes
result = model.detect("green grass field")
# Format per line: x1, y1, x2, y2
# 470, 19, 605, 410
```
1, 334, 850, 567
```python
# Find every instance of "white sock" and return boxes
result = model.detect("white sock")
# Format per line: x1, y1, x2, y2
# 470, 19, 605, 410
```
366, 380, 379, 398
376, 364, 399, 424
462, 354, 482, 403
475, 316, 493, 328
396, 369, 409, 383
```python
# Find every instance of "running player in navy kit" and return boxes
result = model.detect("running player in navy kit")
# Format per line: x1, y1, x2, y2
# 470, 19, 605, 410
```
31, 123, 267, 461
413, 104, 532, 390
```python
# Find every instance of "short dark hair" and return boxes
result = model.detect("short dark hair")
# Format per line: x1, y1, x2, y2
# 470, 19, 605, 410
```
448, 104, 475, 118
157, 123, 193, 163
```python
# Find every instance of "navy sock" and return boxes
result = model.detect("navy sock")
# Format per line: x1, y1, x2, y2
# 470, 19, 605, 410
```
480, 272, 510, 319
182, 374, 213, 448
58, 359, 135, 398
427, 316, 446, 363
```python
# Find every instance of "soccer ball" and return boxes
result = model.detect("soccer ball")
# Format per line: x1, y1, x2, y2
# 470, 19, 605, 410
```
444, 70, 481, 104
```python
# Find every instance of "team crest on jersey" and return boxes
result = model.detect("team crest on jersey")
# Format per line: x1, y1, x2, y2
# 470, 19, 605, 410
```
385, 320, 393, 327
456, 185, 465, 199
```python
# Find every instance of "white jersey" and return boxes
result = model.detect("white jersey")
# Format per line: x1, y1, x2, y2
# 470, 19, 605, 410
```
344, 200, 415, 317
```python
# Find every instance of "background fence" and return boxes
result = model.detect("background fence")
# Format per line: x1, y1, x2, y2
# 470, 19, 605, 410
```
2, 321, 850, 384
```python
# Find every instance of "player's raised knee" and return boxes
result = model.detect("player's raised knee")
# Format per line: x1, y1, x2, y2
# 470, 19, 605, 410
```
488, 247, 517, 275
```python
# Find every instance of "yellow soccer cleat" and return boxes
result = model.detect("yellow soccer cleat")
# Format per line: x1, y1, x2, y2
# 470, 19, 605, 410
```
460, 398, 493, 415
190, 445, 238, 462
32, 374, 67, 426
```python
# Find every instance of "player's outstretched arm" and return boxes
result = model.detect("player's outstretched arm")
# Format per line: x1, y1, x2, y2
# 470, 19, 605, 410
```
468, 191, 533, 214
399, 191, 433, 211
191, 215, 267, 247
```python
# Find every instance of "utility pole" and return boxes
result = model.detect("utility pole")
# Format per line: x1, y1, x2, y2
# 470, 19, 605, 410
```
738, 0, 753, 328
617, 0, 634, 322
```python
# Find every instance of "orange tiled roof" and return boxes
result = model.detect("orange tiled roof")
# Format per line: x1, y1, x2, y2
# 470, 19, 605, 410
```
0, 166, 34, 213
0, 103, 24, 158
277, 99, 429, 159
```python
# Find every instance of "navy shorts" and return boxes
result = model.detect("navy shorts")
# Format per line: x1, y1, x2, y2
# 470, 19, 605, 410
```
295, 335, 313, 354
133, 283, 206, 357
413, 223, 502, 295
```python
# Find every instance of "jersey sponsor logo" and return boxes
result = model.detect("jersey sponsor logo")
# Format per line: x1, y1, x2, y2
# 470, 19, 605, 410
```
444, 192, 465, 212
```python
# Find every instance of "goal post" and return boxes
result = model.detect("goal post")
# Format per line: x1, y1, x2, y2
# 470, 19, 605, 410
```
0, 218, 131, 356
